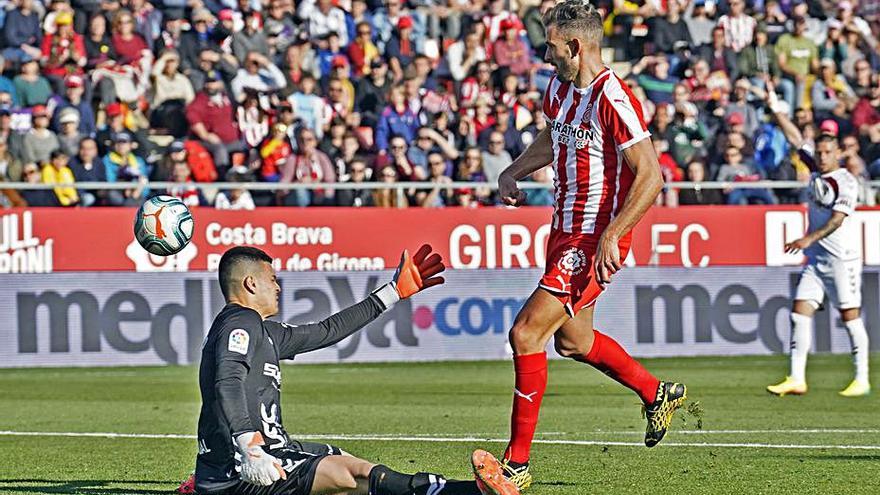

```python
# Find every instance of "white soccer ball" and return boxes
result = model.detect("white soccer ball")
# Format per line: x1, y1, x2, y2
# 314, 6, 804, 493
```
134, 195, 194, 256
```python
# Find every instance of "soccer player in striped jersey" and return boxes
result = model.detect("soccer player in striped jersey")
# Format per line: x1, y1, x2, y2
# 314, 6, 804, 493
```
491, 0, 687, 489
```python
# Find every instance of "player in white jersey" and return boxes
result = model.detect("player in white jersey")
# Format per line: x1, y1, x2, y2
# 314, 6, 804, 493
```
765, 87, 871, 397
484, 1, 687, 490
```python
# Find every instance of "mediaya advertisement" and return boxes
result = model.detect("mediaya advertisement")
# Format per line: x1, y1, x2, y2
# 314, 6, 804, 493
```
4, 267, 879, 367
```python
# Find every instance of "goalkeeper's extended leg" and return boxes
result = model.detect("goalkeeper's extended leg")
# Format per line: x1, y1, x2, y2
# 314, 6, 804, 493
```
311, 451, 519, 495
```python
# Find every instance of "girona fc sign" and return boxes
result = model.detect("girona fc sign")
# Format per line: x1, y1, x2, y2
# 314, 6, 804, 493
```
556, 247, 588, 276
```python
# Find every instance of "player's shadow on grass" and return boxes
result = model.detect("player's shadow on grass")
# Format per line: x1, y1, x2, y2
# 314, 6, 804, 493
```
0, 479, 170, 494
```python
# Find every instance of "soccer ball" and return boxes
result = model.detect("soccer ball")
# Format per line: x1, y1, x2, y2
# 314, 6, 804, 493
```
134, 195, 194, 256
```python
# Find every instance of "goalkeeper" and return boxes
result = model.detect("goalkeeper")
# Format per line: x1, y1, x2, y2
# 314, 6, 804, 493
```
187, 245, 518, 495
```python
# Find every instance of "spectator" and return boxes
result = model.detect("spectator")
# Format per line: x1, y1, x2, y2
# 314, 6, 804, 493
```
416, 152, 453, 207
348, 22, 379, 77
655, 138, 683, 206
42, 149, 79, 206
775, 16, 818, 110
154, 9, 185, 55
738, 25, 781, 88
230, 52, 286, 102
493, 19, 530, 76
309, 0, 348, 46
152, 139, 187, 181
481, 130, 512, 186
632, 55, 678, 105
279, 41, 319, 94
724, 79, 760, 138
852, 74, 880, 144
479, 103, 525, 158
40, 12, 86, 91
376, 85, 418, 153
103, 131, 148, 205
523, 0, 554, 57
678, 160, 723, 205
717, 146, 776, 205
386, 16, 418, 76
3, 0, 42, 64
460, 61, 494, 108
69, 137, 106, 204
698, 26, 738, 79
129, 0, 162, 49
186, 70, 244, 175
447, 27, 487, 83
279, 127, 335, 206
21, 105, 60, 165
232, 11, 270, 64
84, 13, 116, 70
178, 9, 222, 71
289, 74, 331, 138
20, 162, 59, 206
811, 58, 857, 123
167, 161, 206, 207
150, 50, 194, 136
373, 164, 408, 207
0, 138, 23, 182
336, 158, 374, 207
111, 10, 151, 68
525, 166, 554, 206
215, 167, 256, 210
237, 91, 270, 149
851, 60, 874, 98
716, 0, 755, 53
684, 0, 714, 48
14, 57, 53, 107
355, 58, 391, 127
258, 122, 292, 181
52, 75, 96, 136
56, 108, 83, 156
652, 0, 693, 55
378, 134, 422, 181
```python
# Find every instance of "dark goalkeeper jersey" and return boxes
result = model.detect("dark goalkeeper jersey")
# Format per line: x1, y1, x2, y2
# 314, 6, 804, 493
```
195, 297, 387, 493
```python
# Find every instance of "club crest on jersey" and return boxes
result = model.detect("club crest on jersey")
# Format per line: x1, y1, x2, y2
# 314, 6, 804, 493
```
228, 329, 249, 355
557, 248, 588, 276
551, 119, 595, 149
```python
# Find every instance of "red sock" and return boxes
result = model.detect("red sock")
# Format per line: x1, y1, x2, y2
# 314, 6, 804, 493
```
580, 330, 660, 405
503, 352, 547, 464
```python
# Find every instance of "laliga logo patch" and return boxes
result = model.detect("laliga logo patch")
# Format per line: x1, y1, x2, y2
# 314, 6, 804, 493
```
228, 328, 250, 355
557, 248, 587, 276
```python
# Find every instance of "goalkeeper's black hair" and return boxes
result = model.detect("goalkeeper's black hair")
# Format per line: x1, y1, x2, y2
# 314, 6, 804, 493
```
218, 246, 273, 299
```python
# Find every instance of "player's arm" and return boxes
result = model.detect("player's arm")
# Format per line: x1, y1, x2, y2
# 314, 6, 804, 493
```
498, 126, 554, 206
764, 81, 804, 148
785, 211, 846, 253
267, 245, 445, 358
596, 138, 663, 284
213, 312, 286, 486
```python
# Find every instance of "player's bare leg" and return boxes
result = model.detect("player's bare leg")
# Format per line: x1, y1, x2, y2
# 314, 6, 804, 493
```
310, 451, 520, 495
501, 289, 570, 490
768, 300, 816, 396
554, 305, 687, 447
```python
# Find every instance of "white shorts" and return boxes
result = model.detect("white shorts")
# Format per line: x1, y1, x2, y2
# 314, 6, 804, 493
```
794, 256, 862, 310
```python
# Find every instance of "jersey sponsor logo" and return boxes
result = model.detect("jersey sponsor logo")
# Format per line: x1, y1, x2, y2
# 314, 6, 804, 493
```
550, 119, 595, 149
260, 402, 287, 449
263, 363, 281, 386
228, 328, 249, 355
556, 248, 587, 276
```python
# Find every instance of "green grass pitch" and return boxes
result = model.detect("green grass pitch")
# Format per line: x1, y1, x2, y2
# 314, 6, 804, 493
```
1, 355, 878, 494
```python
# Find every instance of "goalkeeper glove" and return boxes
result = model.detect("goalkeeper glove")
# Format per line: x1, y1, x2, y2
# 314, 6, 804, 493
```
373, 244, 446, 307
234, 431, 286, 486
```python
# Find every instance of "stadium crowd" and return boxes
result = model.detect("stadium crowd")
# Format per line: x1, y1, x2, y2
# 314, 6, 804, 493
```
0, 0, 877, 209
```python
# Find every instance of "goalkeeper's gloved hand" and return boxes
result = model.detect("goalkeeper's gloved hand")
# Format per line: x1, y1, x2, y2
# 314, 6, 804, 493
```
373, 244, 446, 308
234, 431, 286, 486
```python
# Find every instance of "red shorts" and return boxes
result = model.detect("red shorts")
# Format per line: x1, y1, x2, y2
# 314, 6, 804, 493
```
539, 229, 632, 316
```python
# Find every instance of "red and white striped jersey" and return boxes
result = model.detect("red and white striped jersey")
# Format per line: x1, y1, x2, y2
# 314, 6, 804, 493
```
542, 68, 651, 236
